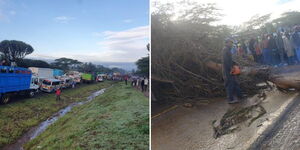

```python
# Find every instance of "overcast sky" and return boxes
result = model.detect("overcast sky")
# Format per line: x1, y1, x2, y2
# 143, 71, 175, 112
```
0, 0, 149, 63
152, 0, 300, 26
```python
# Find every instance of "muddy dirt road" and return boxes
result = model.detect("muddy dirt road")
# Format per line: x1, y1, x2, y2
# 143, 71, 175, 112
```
257, 97, 300, 150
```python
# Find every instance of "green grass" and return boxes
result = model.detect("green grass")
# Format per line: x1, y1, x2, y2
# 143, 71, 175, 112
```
0, 81, 114, 148
24, 83, 149, 150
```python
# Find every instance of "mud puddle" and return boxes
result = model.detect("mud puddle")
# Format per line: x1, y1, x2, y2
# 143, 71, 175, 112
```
3, 88, 106, 150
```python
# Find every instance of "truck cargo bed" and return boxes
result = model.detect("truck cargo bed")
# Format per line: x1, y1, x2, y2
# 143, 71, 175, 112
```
0, 66, 31, 93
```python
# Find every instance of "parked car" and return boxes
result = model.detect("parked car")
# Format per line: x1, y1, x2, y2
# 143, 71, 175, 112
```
32, 75, 46, 89
96, 75, 104, 82
40, 79, 62, 93
60, 77, 73, 88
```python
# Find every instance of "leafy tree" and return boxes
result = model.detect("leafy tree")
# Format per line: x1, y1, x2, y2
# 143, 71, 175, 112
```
49, 56, 127, 75
151, 1, 234, 99
17, 59, 50, 68
272, 11, 300, 28
243, 14, 271, 30
136, 56, 149, 76
136, 43, 149, 76
111, 67, 126, 74
0, 40, 34, 63
51, 57, 82, 71
76, 62, 96, 73
237, 11, 300, 38
95, 65, 112, 74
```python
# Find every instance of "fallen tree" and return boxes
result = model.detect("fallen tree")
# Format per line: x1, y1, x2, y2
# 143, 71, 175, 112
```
206, 61, 300, 90
151, 2, 300, 102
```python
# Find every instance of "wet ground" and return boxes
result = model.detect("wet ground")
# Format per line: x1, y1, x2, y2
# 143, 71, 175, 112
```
258, 96, 300, 150
2, 88, 107, 150
151, 90, 298, 150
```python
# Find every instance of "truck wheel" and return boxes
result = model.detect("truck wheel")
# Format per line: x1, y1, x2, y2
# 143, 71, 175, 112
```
1, 94, 10, 104
28, 90, 35, 97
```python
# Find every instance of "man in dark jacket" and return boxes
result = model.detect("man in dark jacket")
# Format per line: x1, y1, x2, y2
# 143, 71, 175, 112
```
275, 32, 286, 65
249, 38, 257, 62
223, 39, 242, 104
267, 34, 279, 65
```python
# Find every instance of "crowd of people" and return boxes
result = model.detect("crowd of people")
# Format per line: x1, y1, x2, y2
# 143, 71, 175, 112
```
230, 25, 300, 66
130, 76, 149, 92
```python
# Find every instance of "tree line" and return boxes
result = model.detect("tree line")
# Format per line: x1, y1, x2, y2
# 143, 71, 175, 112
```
0, 40, 126, 74
135, 43, 149, 77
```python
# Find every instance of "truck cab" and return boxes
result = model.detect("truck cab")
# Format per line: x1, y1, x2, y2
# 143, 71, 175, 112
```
41, 79, 62, 93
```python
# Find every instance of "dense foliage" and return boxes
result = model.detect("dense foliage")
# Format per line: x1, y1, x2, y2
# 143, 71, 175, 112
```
17, 59, 51, 68
0, 40, 34, 62
135, 44, 149, 76
152, 1, 234, 100
151, 1, 278, 101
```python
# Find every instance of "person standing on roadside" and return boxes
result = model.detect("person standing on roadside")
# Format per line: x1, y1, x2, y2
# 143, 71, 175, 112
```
124, 75, 128, 85
144, 77, 148, 92
136, 77, 139, 89
262, 35, 270, 65
222, 39, 242, 104
254, 37, 263, 64
291, 26, 300, 63
141, 77, 145, 92
275, 32, 286, 65
132, 77, 136, 87
268, 34, 279, 66
283, 32, 295, 65
55, 88, 61, 101
249, 38, 257, 62
72, 80, 76, 88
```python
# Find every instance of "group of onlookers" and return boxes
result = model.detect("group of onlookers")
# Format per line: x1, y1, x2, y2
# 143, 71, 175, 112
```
231, 25, 300, 66
130, 76, 149, 92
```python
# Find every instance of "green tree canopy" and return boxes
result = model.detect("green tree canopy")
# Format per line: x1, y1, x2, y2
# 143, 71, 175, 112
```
272, 11, 300, 28
51, 57, 82, 71
136, 56, 149, 76
17, 59, 51, 68
0, 40, 34, 62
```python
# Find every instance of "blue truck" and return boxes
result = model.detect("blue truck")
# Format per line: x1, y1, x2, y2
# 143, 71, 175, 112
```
0, 65, 39, 104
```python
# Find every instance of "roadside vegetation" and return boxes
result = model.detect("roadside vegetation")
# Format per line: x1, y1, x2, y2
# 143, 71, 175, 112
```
152, 1, 300, 101
24, 83, 149, 150
0, 81, 113, 148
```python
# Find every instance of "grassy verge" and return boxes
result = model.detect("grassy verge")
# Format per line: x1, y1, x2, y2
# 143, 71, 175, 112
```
24, 83, 149, 150
0, 81, 114, 148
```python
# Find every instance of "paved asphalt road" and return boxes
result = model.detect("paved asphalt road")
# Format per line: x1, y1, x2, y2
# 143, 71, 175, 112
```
258, 98, 300, 150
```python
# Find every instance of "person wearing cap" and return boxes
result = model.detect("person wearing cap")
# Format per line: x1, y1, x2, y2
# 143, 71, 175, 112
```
222, 39, 242, 104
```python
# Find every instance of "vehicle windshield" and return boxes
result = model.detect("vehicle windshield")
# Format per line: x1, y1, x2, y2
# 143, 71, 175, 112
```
43, 80, 51, 85
32, 78, 38, 84
52, 81, 60, 85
